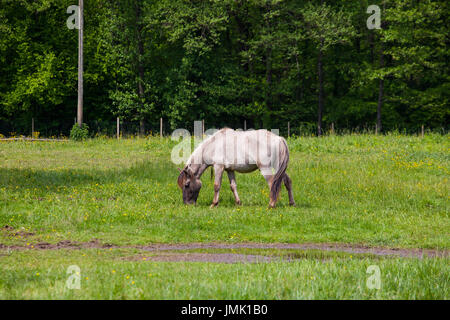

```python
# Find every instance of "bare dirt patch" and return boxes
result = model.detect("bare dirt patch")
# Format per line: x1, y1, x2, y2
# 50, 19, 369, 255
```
127, 253, 292, 263
134, 242, 449, 259
0, 239, 447, 259
0, 239, 114, 250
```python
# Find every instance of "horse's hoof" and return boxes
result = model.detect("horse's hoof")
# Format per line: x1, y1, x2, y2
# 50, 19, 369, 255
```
210, 203, 218, 209
289, 202, 296, 207
236, 200, 242, 206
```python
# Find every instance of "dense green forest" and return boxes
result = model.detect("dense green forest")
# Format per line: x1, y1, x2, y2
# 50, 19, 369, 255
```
0, 0, 448, 136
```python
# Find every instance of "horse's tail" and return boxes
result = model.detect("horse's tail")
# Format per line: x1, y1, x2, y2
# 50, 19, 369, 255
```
270, 137, 289, 204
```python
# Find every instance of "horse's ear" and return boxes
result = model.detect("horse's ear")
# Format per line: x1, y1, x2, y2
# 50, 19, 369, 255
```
177, 170, 185, 189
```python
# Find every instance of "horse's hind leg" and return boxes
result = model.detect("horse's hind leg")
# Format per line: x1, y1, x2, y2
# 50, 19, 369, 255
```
283, 173, 295, 206
227, 170, 241, 205
263, 173, 277, 208
210, 164, 224, 208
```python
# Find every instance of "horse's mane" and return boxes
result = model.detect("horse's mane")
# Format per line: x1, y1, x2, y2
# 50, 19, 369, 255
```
185, 128, 230, 165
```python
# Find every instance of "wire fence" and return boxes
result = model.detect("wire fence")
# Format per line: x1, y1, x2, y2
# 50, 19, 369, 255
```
0, 117, 164, 138
0, 116, 447, 139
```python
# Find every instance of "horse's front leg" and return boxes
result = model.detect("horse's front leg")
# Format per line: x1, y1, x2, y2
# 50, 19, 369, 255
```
227, 170, 241, 205
210, 164, 224, 208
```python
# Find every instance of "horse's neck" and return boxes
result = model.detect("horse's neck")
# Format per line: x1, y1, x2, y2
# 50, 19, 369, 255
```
187, 163, 208, 179
186, 142, 209, 178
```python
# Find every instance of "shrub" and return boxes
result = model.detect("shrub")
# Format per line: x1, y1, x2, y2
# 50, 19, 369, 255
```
70, 123, 90, 141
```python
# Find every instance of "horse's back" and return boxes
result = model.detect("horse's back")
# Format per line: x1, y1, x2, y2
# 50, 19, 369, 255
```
206, 129, 286, 172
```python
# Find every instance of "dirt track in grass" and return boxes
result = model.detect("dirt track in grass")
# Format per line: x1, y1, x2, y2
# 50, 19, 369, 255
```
0, 238, 448, 261
127, 253, 287, 263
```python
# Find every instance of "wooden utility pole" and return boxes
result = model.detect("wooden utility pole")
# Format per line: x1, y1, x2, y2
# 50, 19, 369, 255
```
77, 0, 84, 127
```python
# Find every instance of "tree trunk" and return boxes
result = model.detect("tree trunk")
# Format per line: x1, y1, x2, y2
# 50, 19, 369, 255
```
263, 1, 272, 129
135, 2, 145, 136
139, 119, 145, 136
377, 42, 384, 133
77, 0, 84, 127
265, 46, 272, 128
369, 32, 374, 65
316, 0, 326, 136
294, 52, 302, 101
317, 43, 324, 136
376, 0, 386, 133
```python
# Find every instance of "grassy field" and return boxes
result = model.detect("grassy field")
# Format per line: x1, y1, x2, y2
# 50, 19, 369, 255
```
0, 133, 448, 299
1, 248, 448, 299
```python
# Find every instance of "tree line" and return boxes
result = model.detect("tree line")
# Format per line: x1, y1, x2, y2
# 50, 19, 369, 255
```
0, 0, 448, 136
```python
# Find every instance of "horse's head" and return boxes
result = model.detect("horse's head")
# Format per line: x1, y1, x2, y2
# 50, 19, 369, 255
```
177, 167, 202, 205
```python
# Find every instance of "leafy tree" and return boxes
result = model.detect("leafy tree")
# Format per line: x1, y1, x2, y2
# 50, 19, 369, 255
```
0, 0, 447, 136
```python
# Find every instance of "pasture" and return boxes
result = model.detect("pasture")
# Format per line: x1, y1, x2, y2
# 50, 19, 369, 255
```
0, 134, 448, 299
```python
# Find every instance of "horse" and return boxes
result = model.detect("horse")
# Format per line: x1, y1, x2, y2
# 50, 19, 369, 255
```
177, 128, 295, 208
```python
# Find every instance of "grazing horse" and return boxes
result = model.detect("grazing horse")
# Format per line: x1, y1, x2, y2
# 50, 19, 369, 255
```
177, 128, 295, 208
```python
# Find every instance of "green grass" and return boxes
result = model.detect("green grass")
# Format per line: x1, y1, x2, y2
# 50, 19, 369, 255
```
0, 249, 448, 299
0, 134, 448, 299
1, 134, 448, 247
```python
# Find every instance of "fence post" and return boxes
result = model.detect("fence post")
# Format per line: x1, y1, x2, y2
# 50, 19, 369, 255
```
375, 124, 378, 135
160, 118, 163, 138
116, 117, 120, 139
244, 120, 247, 131
331, 122, 335, 135
421, 125, 424, 138
202, 120, 205, 136
31, 118, 34, 137
287, 121, 290, 137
